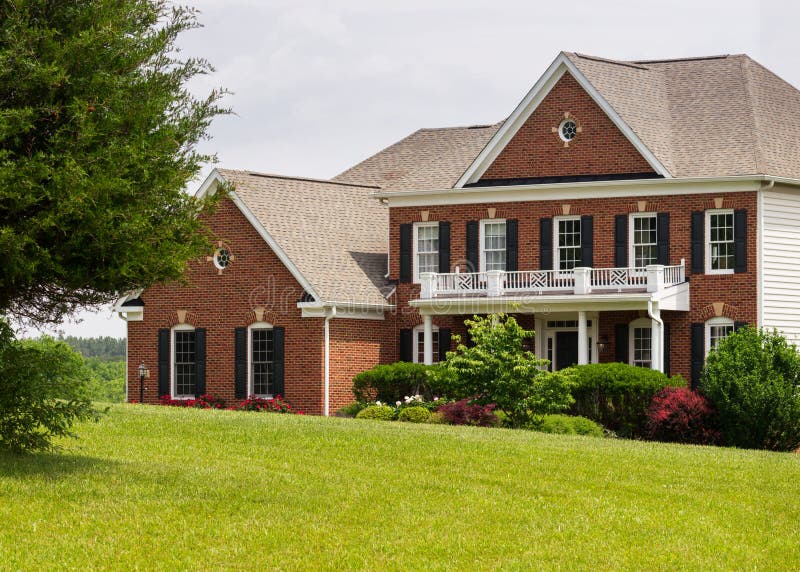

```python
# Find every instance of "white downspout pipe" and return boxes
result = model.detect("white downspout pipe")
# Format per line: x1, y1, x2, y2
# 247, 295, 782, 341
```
647, 299, 664, 372
324, 305, 337, 416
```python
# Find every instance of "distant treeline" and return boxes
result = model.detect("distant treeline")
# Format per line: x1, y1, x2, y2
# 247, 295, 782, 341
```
60, 336, 126, 360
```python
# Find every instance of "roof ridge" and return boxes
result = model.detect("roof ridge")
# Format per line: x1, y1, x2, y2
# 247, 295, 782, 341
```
220, 169, 381, 189
633, 54, 730, 64
417, 123, 502, 132
572, 53, 649, 70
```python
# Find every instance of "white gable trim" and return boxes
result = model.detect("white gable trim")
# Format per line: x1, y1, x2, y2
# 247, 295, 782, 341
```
454, 53, 671, 188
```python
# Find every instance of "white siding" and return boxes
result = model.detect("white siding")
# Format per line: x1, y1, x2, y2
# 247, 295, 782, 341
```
761, 187, 800, 345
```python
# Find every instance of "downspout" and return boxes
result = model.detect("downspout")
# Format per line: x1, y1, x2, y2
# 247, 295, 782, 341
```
647, 299, 664, 372
324, 305, 337, 417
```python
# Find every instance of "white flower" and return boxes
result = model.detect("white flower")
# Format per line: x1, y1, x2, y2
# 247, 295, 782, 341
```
433, 397, 439, 402
396, 401, 401, 407
375, 401, 381, 406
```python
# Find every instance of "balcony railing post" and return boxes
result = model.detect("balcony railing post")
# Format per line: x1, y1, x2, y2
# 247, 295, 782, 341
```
573, 267, 591, 294
486, 270, 504, 297
420, 272, 436, 299
646, 265, 665, 293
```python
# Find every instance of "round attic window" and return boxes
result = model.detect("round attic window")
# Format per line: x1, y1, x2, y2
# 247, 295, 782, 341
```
559, 119, 578, 142
213, 248, 231, 270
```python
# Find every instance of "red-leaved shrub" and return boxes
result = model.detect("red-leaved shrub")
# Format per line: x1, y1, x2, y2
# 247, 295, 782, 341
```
646, 387, 719, 445
234, 395, 303, 414
159, 394, 225, 409
437, 399, 498, 427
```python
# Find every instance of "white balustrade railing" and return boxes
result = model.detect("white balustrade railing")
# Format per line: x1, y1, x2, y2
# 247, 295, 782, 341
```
419, 260, 686, 299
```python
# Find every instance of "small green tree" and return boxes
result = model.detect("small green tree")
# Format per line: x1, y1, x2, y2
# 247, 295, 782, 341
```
700, 327, 800, 451
435, 314, 574, 428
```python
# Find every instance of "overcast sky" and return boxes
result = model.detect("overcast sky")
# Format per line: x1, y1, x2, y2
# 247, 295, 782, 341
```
39, 0, 798, 339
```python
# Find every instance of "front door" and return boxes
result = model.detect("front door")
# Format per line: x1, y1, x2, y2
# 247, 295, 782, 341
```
556, 331, 579, 370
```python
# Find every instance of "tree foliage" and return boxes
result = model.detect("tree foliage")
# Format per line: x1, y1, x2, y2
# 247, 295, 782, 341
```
60, 336, 126, 360
0, 0, 228, 325
435, 314, 574, 428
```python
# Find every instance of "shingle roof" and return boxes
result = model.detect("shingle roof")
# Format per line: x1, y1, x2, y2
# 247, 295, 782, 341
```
216, 169, 391, 307
333, 124, 500, 190
565, 52, 800, 179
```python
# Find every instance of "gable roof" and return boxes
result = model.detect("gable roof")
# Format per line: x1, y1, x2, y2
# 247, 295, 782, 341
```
214, 169, 391, 308
458, 52, 800, 187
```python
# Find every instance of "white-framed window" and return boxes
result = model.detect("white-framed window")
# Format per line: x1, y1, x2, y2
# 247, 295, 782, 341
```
480, 220, 507, 272
629, 318, 652, 368
249, 322, 275, 397
706, 209, 735, 274
412, 324, 439, 364
172, 323, 196, 398
554, 216, 582, 272
413, 222, 439, 282
705, 317, 734, 356
630, 213, 658, 268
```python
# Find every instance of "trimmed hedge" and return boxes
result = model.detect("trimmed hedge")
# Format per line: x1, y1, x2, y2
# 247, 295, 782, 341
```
530, 414, 604, 437
352, 362, 443, 403
398, 406, 432, 423
568, 363, 683, 438
355, 405, 396, 421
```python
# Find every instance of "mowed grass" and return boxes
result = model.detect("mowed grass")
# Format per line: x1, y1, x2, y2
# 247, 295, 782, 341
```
1, 405, 799, 571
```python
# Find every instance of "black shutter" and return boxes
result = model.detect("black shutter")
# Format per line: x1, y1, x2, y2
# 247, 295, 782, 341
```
691, 323, 704, 390
399, 328, 413, 362
540, 218, 553, 270
438, 328, 451, 363
466, 221, 479, 272
734, 321, 747, 332
158, 328, 171, 398
657, 212, 670, 265
438, 221, 450, 274
734, 209, 747, 273
615, 324, 629, 364
234, 327, 247, 399
273, 327, 285, 397
663, 322, 671, 377
195, 328, 206, 396
399, 223, 412, 283
580, 215, 593, 268
506, 219, 518, 272
614, 214, 628, 268
691, 212, 704, 274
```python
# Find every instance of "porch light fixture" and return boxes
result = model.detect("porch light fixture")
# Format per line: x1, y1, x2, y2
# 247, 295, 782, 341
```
596, 335, 609, 354
138, 362, 150, 404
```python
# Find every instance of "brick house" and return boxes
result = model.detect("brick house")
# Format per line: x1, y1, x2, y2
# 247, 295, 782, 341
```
118, 52, 800, 414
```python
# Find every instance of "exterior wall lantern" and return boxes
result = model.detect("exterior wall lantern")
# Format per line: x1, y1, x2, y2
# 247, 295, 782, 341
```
138, 362, 150, 404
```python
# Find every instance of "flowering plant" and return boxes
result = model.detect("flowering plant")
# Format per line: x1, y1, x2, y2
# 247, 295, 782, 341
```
235, 394, 303, 414
159, 394, 226, 409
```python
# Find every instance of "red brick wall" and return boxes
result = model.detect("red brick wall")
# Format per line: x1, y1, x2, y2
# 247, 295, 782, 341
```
481, 73, 655, 181
389, 191, 759, 381
126, 197, 391, 414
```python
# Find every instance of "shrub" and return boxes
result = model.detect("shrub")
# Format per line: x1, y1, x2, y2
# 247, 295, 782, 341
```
434, 314, 574, 427
397, 406, 431, 423
530, 414, 604, 437
234, 395, 300, 413
355, 405, 396, 421
428, 412, 447, 424
568, 363, 682, 438
336, 402, 367, 417
646, 387, 719, 445
160, 394, 226, 409
352, 362, 442, 403
0, 328, 102, 453
700, 327, 800, 451
437, 399, 499, 427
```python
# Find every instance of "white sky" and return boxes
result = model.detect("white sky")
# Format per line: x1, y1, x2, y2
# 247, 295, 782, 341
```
37, 0, 799, 339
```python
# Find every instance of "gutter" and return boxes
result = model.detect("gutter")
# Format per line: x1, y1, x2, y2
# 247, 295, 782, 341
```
323, 305, 337, 417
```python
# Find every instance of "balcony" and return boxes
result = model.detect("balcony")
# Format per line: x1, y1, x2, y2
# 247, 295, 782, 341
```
419, 260, 686, 299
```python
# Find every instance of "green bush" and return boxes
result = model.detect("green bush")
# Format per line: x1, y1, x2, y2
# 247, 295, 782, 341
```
530, 414, 604, 437
352, 362, 443, 403
84, 358, 126, 403
700, 327, 800, 451
568, 363, 682, 438
0, 327, 103, 453
428, 411, 447, 424
336, 402, 367, 417
355, 405, 396, 421
397, 406, 431, 423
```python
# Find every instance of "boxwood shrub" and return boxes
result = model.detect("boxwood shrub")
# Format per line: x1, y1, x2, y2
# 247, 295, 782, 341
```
567, 363, 683, 438
355, 405, 396, 421
352, 362, 444, 403
530, 414, 604, 437
397, 406, 432, 423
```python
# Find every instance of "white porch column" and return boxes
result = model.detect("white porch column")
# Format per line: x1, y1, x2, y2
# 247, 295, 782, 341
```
534, 317, 544, 359
423, 314, 434, 365
573, 267, 591, 294
420, 272, 436, 299
577, 310, 589, 365
650, 314, 662, 373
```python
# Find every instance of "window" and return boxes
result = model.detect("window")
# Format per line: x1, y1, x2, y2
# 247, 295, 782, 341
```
705, 317, 734, 356
413, 324, 439, 364
250, 326, 275, 397
559, 119, 578, 142
630, 214, 657, 268
481, 220, 507, 272
629, 318, 652, 368
413, 222, 439, 282
706, 210, 734, 274
555, 217, 581, 271
213, 248, 231, 270
173, 325, 196, 398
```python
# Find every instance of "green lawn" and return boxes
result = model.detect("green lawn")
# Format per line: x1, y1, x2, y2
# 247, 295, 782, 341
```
1, 405, 798, 571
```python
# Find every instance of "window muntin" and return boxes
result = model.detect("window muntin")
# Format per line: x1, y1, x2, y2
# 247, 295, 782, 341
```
628, 318, 652, 369
556, 217, 582, 271
174, 329, 197, 397
481, 221, 507, 272
707, 210, 735, 273
414, 223, 439, 281
413, 325, 439, 364
631, 214, 658, 268
251, 328, 275, 397
559, 119, 577, 142
213, 248, 231, 270
706, 317, 734, 356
